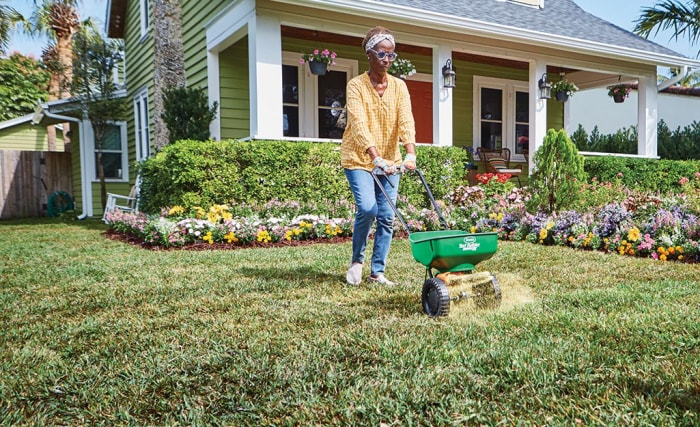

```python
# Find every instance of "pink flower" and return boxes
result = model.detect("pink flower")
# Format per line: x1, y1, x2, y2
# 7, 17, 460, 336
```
313, 49, 320, 55
616, 172, 624, 178
679, 177, 689, 185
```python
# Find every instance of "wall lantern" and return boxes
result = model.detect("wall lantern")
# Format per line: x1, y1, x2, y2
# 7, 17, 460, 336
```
442, 59, 456, 88
538, 73, 552, 99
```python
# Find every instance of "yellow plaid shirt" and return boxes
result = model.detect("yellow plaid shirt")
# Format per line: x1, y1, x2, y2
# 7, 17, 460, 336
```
340, 72, 416, 170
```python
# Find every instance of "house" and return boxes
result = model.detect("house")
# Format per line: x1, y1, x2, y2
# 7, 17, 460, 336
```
570, 84, 700, 135
3, 0, 699, 219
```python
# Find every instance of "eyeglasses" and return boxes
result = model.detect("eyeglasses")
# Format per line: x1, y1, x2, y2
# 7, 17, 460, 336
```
367, 49, 398, 61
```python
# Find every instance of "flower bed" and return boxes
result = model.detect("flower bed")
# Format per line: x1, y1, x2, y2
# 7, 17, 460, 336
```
105, 175, 700, 262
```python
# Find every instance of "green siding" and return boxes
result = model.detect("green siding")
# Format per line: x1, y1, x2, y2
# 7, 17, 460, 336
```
0, 122, 65, 151
220, 38, 250, 140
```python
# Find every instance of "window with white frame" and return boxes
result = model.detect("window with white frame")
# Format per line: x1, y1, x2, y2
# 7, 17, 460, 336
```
473, 76, 529, 159
282, 52, 357, 139
134, 89, 150, 161
92, 122, 127, 181
139, 0, 150, 39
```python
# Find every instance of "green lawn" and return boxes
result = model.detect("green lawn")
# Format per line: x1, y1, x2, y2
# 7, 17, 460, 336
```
1, 218, 699, 426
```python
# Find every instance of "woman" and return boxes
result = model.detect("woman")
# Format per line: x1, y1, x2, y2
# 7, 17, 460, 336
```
341, 26, 417, 286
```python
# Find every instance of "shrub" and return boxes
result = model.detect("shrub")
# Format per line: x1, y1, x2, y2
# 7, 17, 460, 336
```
527, 129, 586, 213
136, 139, 468, 214
584, 156, 700, 193
161, 86, 219, 144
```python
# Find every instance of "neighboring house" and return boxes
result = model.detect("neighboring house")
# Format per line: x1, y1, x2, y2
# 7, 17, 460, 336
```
570, 85, 700, 135
3, 0, 699, 219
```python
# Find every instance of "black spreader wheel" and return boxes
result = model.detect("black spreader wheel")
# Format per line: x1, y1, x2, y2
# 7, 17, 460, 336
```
422, 277, 450, 317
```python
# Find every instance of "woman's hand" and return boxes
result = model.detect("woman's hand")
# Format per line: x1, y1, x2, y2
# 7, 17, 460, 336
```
373, 156, 397, 174
401, 153, 416, 173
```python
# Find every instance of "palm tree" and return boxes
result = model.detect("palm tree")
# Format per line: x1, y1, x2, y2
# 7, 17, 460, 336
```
0, 1, 24, 55
29, 0, 81, 150
634, 0, 700, 60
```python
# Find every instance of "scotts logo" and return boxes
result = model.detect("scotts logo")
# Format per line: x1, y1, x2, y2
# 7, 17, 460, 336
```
459, 236, 480, 251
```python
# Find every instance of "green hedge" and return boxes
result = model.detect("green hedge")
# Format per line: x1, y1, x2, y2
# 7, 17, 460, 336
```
584, 155, 700, 193
137, 139, 469, 214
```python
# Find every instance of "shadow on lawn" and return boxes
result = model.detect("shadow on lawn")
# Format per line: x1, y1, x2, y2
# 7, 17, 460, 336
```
236, 265, 422, 317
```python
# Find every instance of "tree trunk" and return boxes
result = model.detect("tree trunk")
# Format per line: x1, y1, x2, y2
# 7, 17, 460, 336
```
152, 0, 186, 150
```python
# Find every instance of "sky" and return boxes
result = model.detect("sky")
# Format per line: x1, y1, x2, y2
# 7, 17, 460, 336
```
4, 0, 698, 60
6, 0, 108, 59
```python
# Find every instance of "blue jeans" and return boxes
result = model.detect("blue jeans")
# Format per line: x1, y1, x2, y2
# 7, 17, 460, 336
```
344, 169, 400, 277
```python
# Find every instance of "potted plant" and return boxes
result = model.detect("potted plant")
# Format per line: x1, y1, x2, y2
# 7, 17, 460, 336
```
551, 79, 578, 102
608, 84, 631, 103
388, 58, 417, 79
300, 48, 337, 76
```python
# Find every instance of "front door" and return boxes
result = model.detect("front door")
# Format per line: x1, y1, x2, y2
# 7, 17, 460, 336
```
405, 80, 433, 144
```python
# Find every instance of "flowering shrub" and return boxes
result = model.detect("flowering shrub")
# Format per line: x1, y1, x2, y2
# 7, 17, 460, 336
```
105, 175, 700, 263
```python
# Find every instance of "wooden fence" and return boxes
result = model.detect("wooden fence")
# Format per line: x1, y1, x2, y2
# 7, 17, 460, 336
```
0, 150, 73, 219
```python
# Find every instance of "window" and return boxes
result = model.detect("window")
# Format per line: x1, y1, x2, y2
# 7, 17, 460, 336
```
139, 0, 150, 39
473, 76, 529, 159
282, 52, 357, 139
134, 89, 150, 161
92, 122, 127, 181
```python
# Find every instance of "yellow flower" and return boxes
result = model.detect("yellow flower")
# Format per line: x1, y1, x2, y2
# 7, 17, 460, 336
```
224, 231, 238, 243
627, 227, 640, 242
285, 230, 293, 241
257, 230, 271, 243
676, 246, 684, 253
546, 221, 554, 230
539, 228, 547, 240
203, 231, 214, 244
470, 226, 477, 233
168, 205, 185, 216
660, 254, 667, 261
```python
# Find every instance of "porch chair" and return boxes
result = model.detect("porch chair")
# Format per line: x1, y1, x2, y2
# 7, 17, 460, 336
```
476, 147, 523, 186
102, 184, 139, 223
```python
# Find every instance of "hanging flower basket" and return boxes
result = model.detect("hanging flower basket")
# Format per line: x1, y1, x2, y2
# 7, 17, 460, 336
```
551, 79, 578, 103
307, 60, 328, 76
300, 48, 337, 76
388, 58, 416, 80
608, 84, 631, 103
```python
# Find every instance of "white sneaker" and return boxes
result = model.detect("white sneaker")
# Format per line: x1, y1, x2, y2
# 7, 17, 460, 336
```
367, 274, 395, 286
346, 262, 363, 285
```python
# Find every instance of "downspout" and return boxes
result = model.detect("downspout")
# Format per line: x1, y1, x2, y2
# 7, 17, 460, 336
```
33, 105, 90, 220
657, 66, 689, 91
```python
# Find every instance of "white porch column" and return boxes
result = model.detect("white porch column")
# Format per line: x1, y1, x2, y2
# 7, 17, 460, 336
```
529, 60, 548, 174
433, 45, 453, 146
248, 14, 283, 139
637, 74, 658, 158
207, 51, 221, 140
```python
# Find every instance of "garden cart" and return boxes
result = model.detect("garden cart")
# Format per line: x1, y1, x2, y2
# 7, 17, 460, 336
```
372, 168, 501, 317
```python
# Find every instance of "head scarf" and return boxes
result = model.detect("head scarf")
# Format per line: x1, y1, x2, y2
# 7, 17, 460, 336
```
365, 33, 395, 52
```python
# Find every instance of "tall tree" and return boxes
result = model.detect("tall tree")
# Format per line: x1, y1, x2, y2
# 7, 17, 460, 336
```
152, 0, 186, 150
0, 1, 24, 55
634, 0, 700, 61
30, 0, 81, 150
72, 28, 128, 210
0, 53, 50, 121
